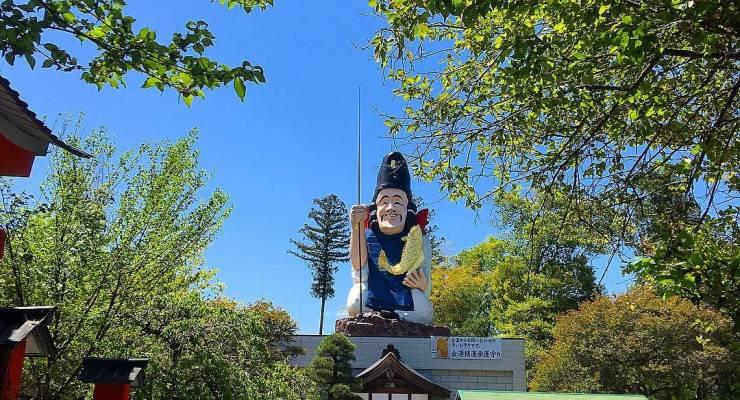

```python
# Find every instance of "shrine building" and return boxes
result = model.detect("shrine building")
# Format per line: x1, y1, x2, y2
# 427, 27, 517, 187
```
290, 335, 526, 400
0, 75, 89, 178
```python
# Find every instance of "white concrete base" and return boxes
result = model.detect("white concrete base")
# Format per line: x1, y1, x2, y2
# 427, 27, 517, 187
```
289, 335, 526, 399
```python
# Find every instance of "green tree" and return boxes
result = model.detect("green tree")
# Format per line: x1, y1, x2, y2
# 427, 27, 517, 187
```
531, 286, 737, 400
1, 0, 272, 106
0, 124, 316, 399
432, 236, 601, 374
308, 333, 361, 400
629, 169, 702, 256
289, 194, 350, 335
627, 211, 739, 332
131, 297, 318, 400
431, 258, 495, 336
370, 0, 739, 322
432, 186, 603, 373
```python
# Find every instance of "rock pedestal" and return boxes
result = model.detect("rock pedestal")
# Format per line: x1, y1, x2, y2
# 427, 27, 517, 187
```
335, 312, 451, 337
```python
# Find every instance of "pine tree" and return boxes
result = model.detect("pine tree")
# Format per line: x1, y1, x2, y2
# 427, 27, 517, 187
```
289, 194, 350, 335
308, 334, 362, 400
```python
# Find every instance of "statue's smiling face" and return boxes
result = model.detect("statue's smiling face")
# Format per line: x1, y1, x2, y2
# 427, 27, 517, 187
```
376, 188, 408, 235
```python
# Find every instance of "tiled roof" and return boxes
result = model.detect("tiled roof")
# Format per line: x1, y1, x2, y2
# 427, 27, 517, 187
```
78, 358, 149, 388
0, 75, 90, 157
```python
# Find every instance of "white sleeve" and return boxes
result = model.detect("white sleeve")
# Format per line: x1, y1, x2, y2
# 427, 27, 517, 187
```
351, 260, 368, 285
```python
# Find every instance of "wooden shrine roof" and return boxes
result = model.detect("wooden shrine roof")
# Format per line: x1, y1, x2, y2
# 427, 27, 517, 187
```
79, 357, 149, 387
357, 345, 451, 399
0, 306, 55, 356
0, 75, 89, 157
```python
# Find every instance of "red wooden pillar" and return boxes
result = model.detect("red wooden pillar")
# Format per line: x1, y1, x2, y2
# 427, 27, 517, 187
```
0, 307, 55, 400
0, 134, 36, 178
79, 358, 148, 400
93, 383, 130, 400
0, 339, 26, 400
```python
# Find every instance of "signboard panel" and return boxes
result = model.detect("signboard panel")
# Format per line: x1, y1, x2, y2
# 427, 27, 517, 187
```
431, 336, 502, 360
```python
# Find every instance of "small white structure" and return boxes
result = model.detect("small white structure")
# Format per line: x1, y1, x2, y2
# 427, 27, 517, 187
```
290, 335, 526, 399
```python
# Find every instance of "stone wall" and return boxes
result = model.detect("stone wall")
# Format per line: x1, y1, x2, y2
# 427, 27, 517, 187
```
430, 369, 513, 391
289, 335, 526, 398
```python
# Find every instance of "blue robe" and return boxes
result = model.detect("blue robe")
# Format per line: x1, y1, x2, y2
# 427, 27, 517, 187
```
365, 227, 414, 311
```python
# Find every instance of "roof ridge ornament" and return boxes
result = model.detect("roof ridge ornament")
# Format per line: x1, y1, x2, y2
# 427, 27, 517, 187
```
381, 343, 401, 360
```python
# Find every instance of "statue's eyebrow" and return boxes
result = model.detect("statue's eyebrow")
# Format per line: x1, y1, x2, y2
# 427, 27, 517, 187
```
392, 195, 405, 202
378, 195, 391, 202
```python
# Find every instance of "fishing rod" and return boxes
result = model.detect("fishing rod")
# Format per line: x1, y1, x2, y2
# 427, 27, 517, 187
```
356, 86, 363, 319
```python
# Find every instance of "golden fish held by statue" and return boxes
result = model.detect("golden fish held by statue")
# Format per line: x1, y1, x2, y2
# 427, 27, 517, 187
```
377, 225, 425, 275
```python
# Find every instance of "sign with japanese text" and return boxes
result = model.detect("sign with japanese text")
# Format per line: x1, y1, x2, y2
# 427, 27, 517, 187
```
431, 336, 502, 360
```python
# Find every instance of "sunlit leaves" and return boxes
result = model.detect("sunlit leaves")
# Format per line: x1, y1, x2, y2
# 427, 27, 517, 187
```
370, 0, 739, 321
0, 124, 319, 399
218, 0, 274, 13
234, 77, 246, 101
627, 208, 740, 332
531, 287, 737, 397
432, 233, 601, 373
0, 0, 275, 105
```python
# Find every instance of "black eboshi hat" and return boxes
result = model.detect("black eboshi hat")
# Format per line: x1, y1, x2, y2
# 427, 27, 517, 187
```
372, 152, 413, 204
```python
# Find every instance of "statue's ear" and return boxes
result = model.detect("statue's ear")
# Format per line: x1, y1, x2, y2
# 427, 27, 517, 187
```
416, 208, 429, 233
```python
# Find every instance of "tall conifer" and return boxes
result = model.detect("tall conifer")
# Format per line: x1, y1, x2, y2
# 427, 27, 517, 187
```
289, 194, 350, 335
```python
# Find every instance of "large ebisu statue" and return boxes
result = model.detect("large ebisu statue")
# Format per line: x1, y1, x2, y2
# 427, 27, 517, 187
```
346, 152, 433, 325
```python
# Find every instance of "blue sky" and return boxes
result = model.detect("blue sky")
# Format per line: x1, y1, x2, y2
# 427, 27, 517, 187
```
2, 1, 632, 334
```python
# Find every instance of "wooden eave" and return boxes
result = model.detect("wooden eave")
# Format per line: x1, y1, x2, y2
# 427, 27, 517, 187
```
79, 357, 149, 388
0, 75, 90, 158
0, 306, 56, 357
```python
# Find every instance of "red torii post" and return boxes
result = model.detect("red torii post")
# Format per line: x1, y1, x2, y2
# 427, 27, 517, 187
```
0, 134, 35, 177
0, 307, 55, 400
0, 340, 26, 400
78, 358, 149, 400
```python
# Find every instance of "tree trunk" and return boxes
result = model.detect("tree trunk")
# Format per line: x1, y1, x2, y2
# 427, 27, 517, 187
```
319, 296, 326, 335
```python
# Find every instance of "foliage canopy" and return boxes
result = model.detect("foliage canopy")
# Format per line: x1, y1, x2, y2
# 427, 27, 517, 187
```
532, 286, 737, 399
371, 0, 739, 323
0, 124, 316, 399
431, 236, 600, 372
1, 0, 273, 106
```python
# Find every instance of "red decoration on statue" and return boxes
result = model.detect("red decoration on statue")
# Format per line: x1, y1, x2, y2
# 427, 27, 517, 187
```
417, 208, 429, 233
